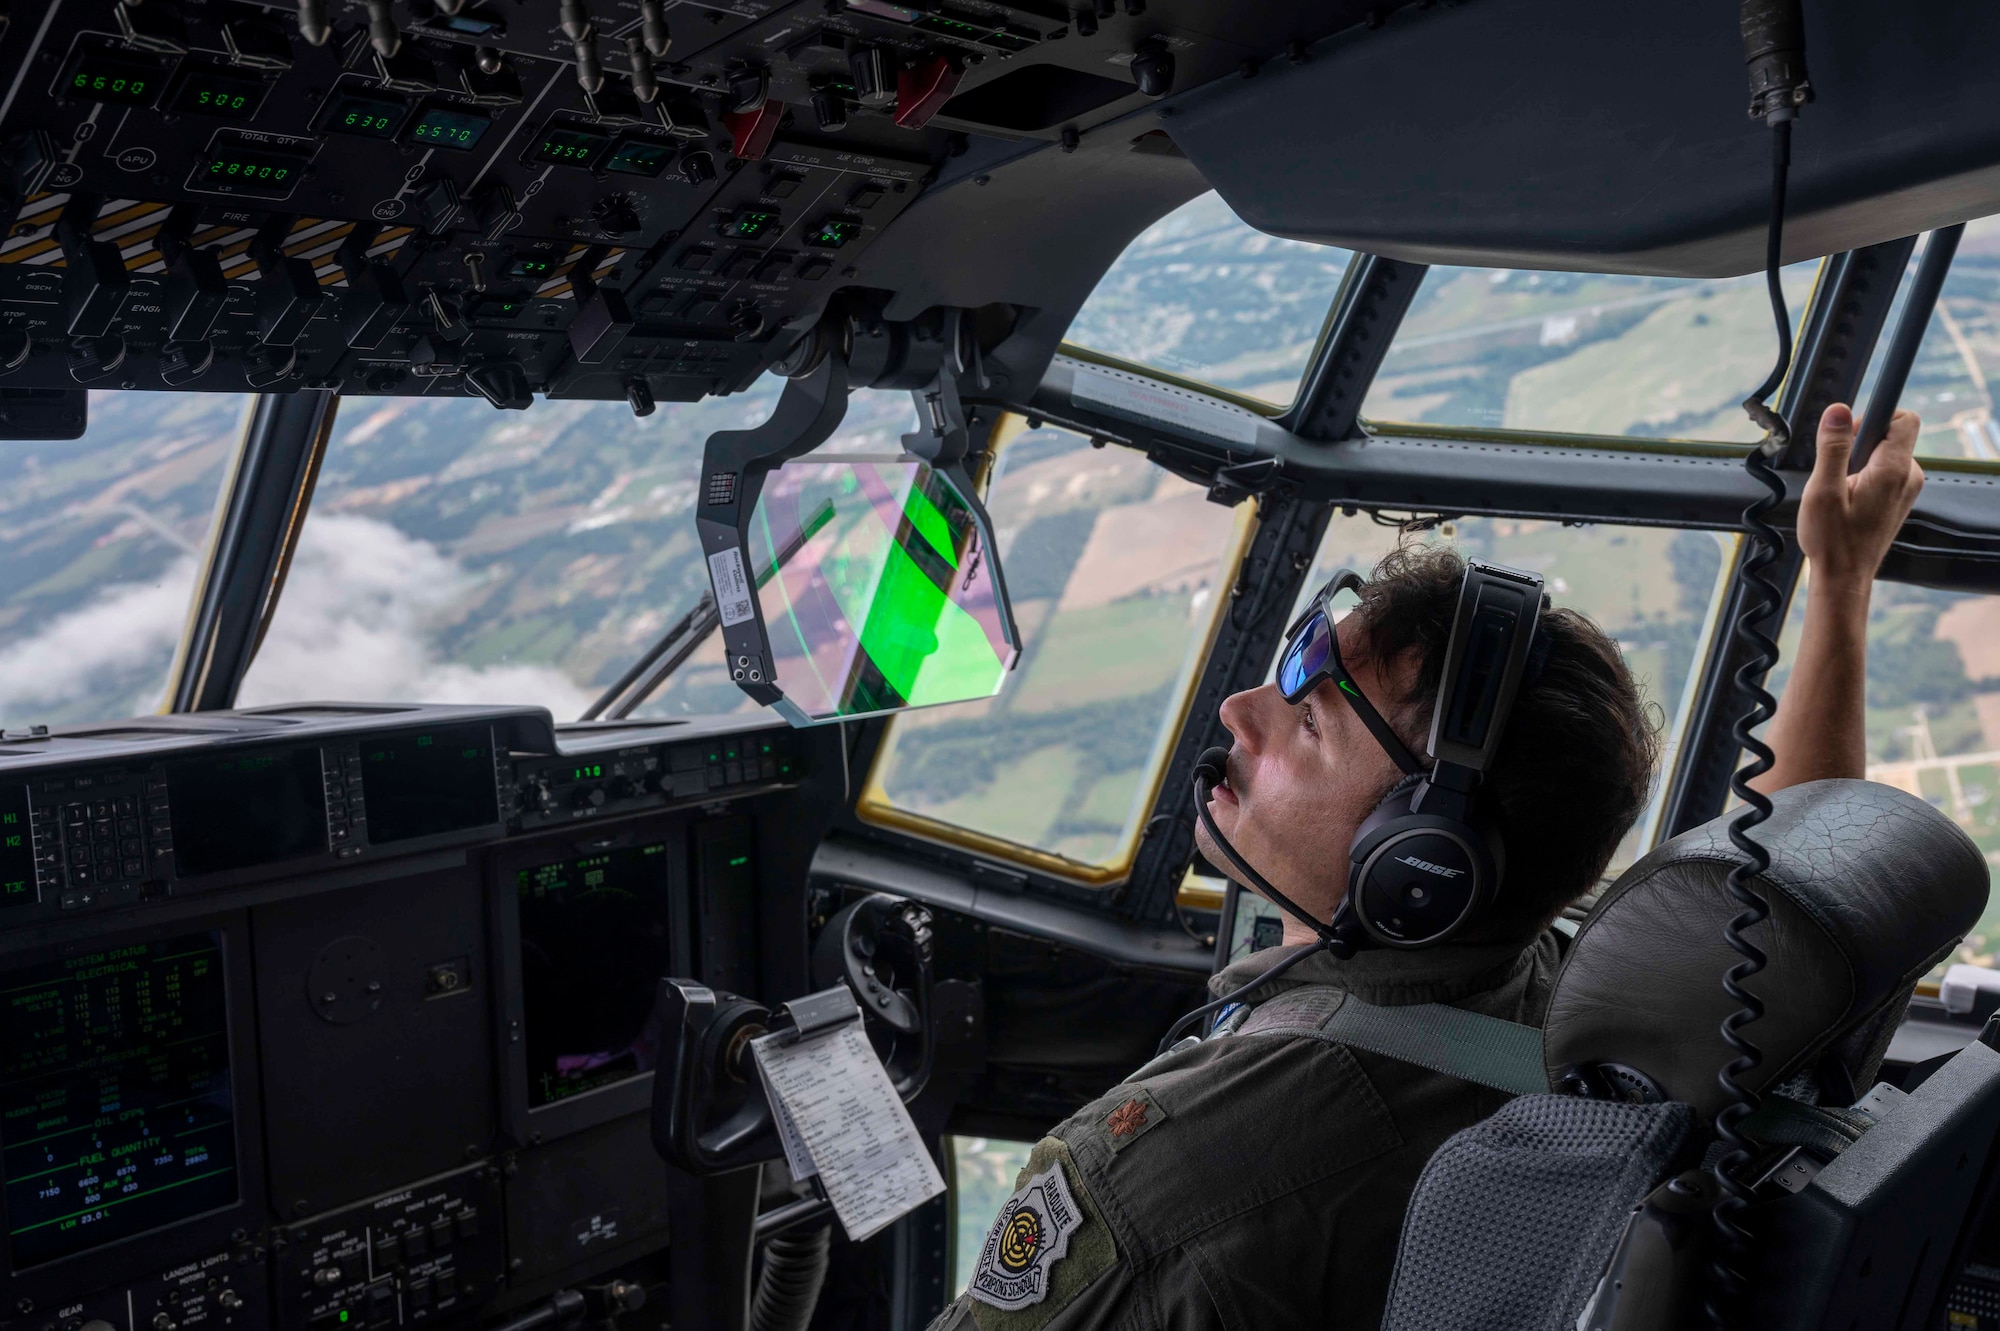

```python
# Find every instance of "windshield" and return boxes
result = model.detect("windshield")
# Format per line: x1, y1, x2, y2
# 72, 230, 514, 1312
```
0, 390, 248, 730
1363, 262, 1819, 442
1064, 191, 1354, 406
236, 387, 779, 716
236, 384, 934, 719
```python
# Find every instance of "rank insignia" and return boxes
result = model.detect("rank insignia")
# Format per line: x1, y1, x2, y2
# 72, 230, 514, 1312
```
1101, 1085, 1164, 1152
970, 1163, 1084, 1311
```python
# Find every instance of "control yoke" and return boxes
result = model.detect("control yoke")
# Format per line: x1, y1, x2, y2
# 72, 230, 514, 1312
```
650, 893, 935, 1176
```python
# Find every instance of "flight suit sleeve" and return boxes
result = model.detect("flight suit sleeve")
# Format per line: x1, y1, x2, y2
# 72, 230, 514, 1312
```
923, 1132, 1223, 1331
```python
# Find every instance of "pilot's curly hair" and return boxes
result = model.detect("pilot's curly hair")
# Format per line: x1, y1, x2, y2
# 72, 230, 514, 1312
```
1347, 542, 1662, 939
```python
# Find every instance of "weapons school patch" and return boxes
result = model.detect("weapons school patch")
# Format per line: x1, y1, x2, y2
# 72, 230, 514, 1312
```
970, 1162, 1084, 1310
1101, 1086, 1165, 1152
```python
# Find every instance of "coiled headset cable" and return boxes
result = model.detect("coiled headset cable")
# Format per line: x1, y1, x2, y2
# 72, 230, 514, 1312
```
1709, 3, 1813, 1323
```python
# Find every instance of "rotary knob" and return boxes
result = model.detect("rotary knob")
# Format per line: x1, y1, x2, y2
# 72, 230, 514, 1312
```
570, 785, 607, 811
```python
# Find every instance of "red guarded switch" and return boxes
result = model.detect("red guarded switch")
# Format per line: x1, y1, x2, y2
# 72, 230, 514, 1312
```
893, 56, 964, 130
722, 102, 783, 161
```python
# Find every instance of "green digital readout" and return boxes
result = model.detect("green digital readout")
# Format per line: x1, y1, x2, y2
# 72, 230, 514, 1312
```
406, 105, 492, 150
199, 143, 310, 199
322, 89, 406, 139
60, 48, 169, 107
604, 137, 674, 178
168, 66, 266, 118
805, 216, 862, 249
0, 785, 33, 910
723, 208, 779, 240
573, 764, 603, 781
532, 125, 611, 168
505, 255, 556, 279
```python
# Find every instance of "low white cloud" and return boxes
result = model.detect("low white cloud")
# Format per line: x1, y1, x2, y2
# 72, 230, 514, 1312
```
0, 561, 198, 722
235, 514, 594, 717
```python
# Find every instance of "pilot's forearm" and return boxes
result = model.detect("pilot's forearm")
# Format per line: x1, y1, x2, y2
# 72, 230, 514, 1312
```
1751, 568, 1872, 793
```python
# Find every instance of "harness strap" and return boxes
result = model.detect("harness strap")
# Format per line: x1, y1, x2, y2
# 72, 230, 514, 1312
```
1230, 984, 1548, 1096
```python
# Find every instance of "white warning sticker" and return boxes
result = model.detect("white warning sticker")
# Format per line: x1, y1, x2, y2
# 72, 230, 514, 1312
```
708, 547, 755, 627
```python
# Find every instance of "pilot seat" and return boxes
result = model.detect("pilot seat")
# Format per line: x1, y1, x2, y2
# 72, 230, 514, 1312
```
1379, 777, 1996, 1330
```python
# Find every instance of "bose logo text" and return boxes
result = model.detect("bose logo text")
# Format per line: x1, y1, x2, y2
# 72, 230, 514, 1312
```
1395, 856, 1465, 879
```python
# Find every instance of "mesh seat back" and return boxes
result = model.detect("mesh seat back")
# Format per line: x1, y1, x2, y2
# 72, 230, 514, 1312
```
1380, 1094, 1691, 1331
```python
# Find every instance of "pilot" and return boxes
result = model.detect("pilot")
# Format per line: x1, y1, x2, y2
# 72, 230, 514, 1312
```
928, 403, 1927, 1331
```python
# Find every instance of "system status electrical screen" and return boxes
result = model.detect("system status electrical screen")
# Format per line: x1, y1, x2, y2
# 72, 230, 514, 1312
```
0, 933, 238, 1270
517, 843, 672, 1109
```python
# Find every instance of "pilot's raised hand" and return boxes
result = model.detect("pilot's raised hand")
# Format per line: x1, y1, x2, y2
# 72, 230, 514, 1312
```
1795, 402, 1926, 586
1754, 401, 1926, 791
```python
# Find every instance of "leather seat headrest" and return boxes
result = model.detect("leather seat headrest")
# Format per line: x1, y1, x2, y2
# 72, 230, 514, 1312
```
1544, 779, 1989, 1118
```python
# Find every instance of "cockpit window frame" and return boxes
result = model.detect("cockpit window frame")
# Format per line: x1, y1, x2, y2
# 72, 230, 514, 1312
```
852, 412, 1262, 888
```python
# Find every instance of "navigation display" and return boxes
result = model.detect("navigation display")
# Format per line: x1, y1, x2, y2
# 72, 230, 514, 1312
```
167, 749, 326, 877
0, 933, 237, 1270
518, 844, 672, 1108
362, 725, 498, 844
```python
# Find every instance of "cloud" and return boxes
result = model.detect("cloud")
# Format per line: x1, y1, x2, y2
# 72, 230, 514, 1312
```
0, 561, 197, 723
235, 514, 594, 717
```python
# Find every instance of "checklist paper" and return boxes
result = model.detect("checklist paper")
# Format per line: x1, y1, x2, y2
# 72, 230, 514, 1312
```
751, 1021, 946, 1241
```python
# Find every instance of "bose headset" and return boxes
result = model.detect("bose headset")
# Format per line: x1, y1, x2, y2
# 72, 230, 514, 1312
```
1163, 558, 1546, 1049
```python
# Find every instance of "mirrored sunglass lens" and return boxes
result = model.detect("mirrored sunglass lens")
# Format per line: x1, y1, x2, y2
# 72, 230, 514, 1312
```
1279, 612, 1331, 695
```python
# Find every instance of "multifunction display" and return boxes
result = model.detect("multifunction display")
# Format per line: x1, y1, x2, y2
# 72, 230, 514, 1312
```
0, 932, 238, 1269
361, 725, 499, 844
517, 843, 672, 1108
167, 749, 326, 878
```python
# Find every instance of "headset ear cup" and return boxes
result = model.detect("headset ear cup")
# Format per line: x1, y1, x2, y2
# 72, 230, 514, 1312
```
1348, 774, 1426, 867
1347, 774, 1499, 948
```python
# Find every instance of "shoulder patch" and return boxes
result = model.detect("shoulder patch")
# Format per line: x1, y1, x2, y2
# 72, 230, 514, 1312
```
1101, 1086, 1165, 1152
968, 1139, 1117, 1331
970, 1162, 1083, 1310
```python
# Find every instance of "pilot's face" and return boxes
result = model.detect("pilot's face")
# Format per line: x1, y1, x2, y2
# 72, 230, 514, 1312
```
1198, 617, 1416, 943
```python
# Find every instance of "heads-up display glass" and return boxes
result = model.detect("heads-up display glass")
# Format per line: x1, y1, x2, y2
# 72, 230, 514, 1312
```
747, 458, 1017, 724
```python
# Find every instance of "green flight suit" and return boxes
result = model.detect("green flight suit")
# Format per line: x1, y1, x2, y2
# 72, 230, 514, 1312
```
928, 931, 1563, 1331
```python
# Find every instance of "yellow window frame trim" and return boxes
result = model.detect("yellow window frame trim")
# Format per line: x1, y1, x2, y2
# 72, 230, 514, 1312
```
855, 415, 1261, 887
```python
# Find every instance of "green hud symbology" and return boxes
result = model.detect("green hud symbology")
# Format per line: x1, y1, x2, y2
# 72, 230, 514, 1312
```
747, 459, 1016, 723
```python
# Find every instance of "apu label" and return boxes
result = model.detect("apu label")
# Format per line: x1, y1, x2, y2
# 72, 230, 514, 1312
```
708, 547, 755, 626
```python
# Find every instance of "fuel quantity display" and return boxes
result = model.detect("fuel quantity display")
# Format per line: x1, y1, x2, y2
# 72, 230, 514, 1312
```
58, 47, 171, 107
406, 105, 492, 150
0, 933, 238, 1269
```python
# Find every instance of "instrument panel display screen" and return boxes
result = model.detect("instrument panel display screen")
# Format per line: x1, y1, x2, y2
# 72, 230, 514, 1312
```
517, 843, 672, 1108
167, 65, 266, 118
406, 105, 492, 151
361, 725, 498, 844
532, 125, 611, 168
166, 749, 326, 878
0, 932, 238, 1270
197, 141, 310, 199
321, 89, 406, 139
604, 137, 674, 178
58, 47, 170, 107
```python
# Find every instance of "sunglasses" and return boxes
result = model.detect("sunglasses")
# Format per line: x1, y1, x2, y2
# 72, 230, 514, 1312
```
1276, 570, 1423, 776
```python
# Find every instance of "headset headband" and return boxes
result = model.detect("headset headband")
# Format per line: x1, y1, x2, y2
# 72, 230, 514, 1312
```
1425, 559, 1546, 778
